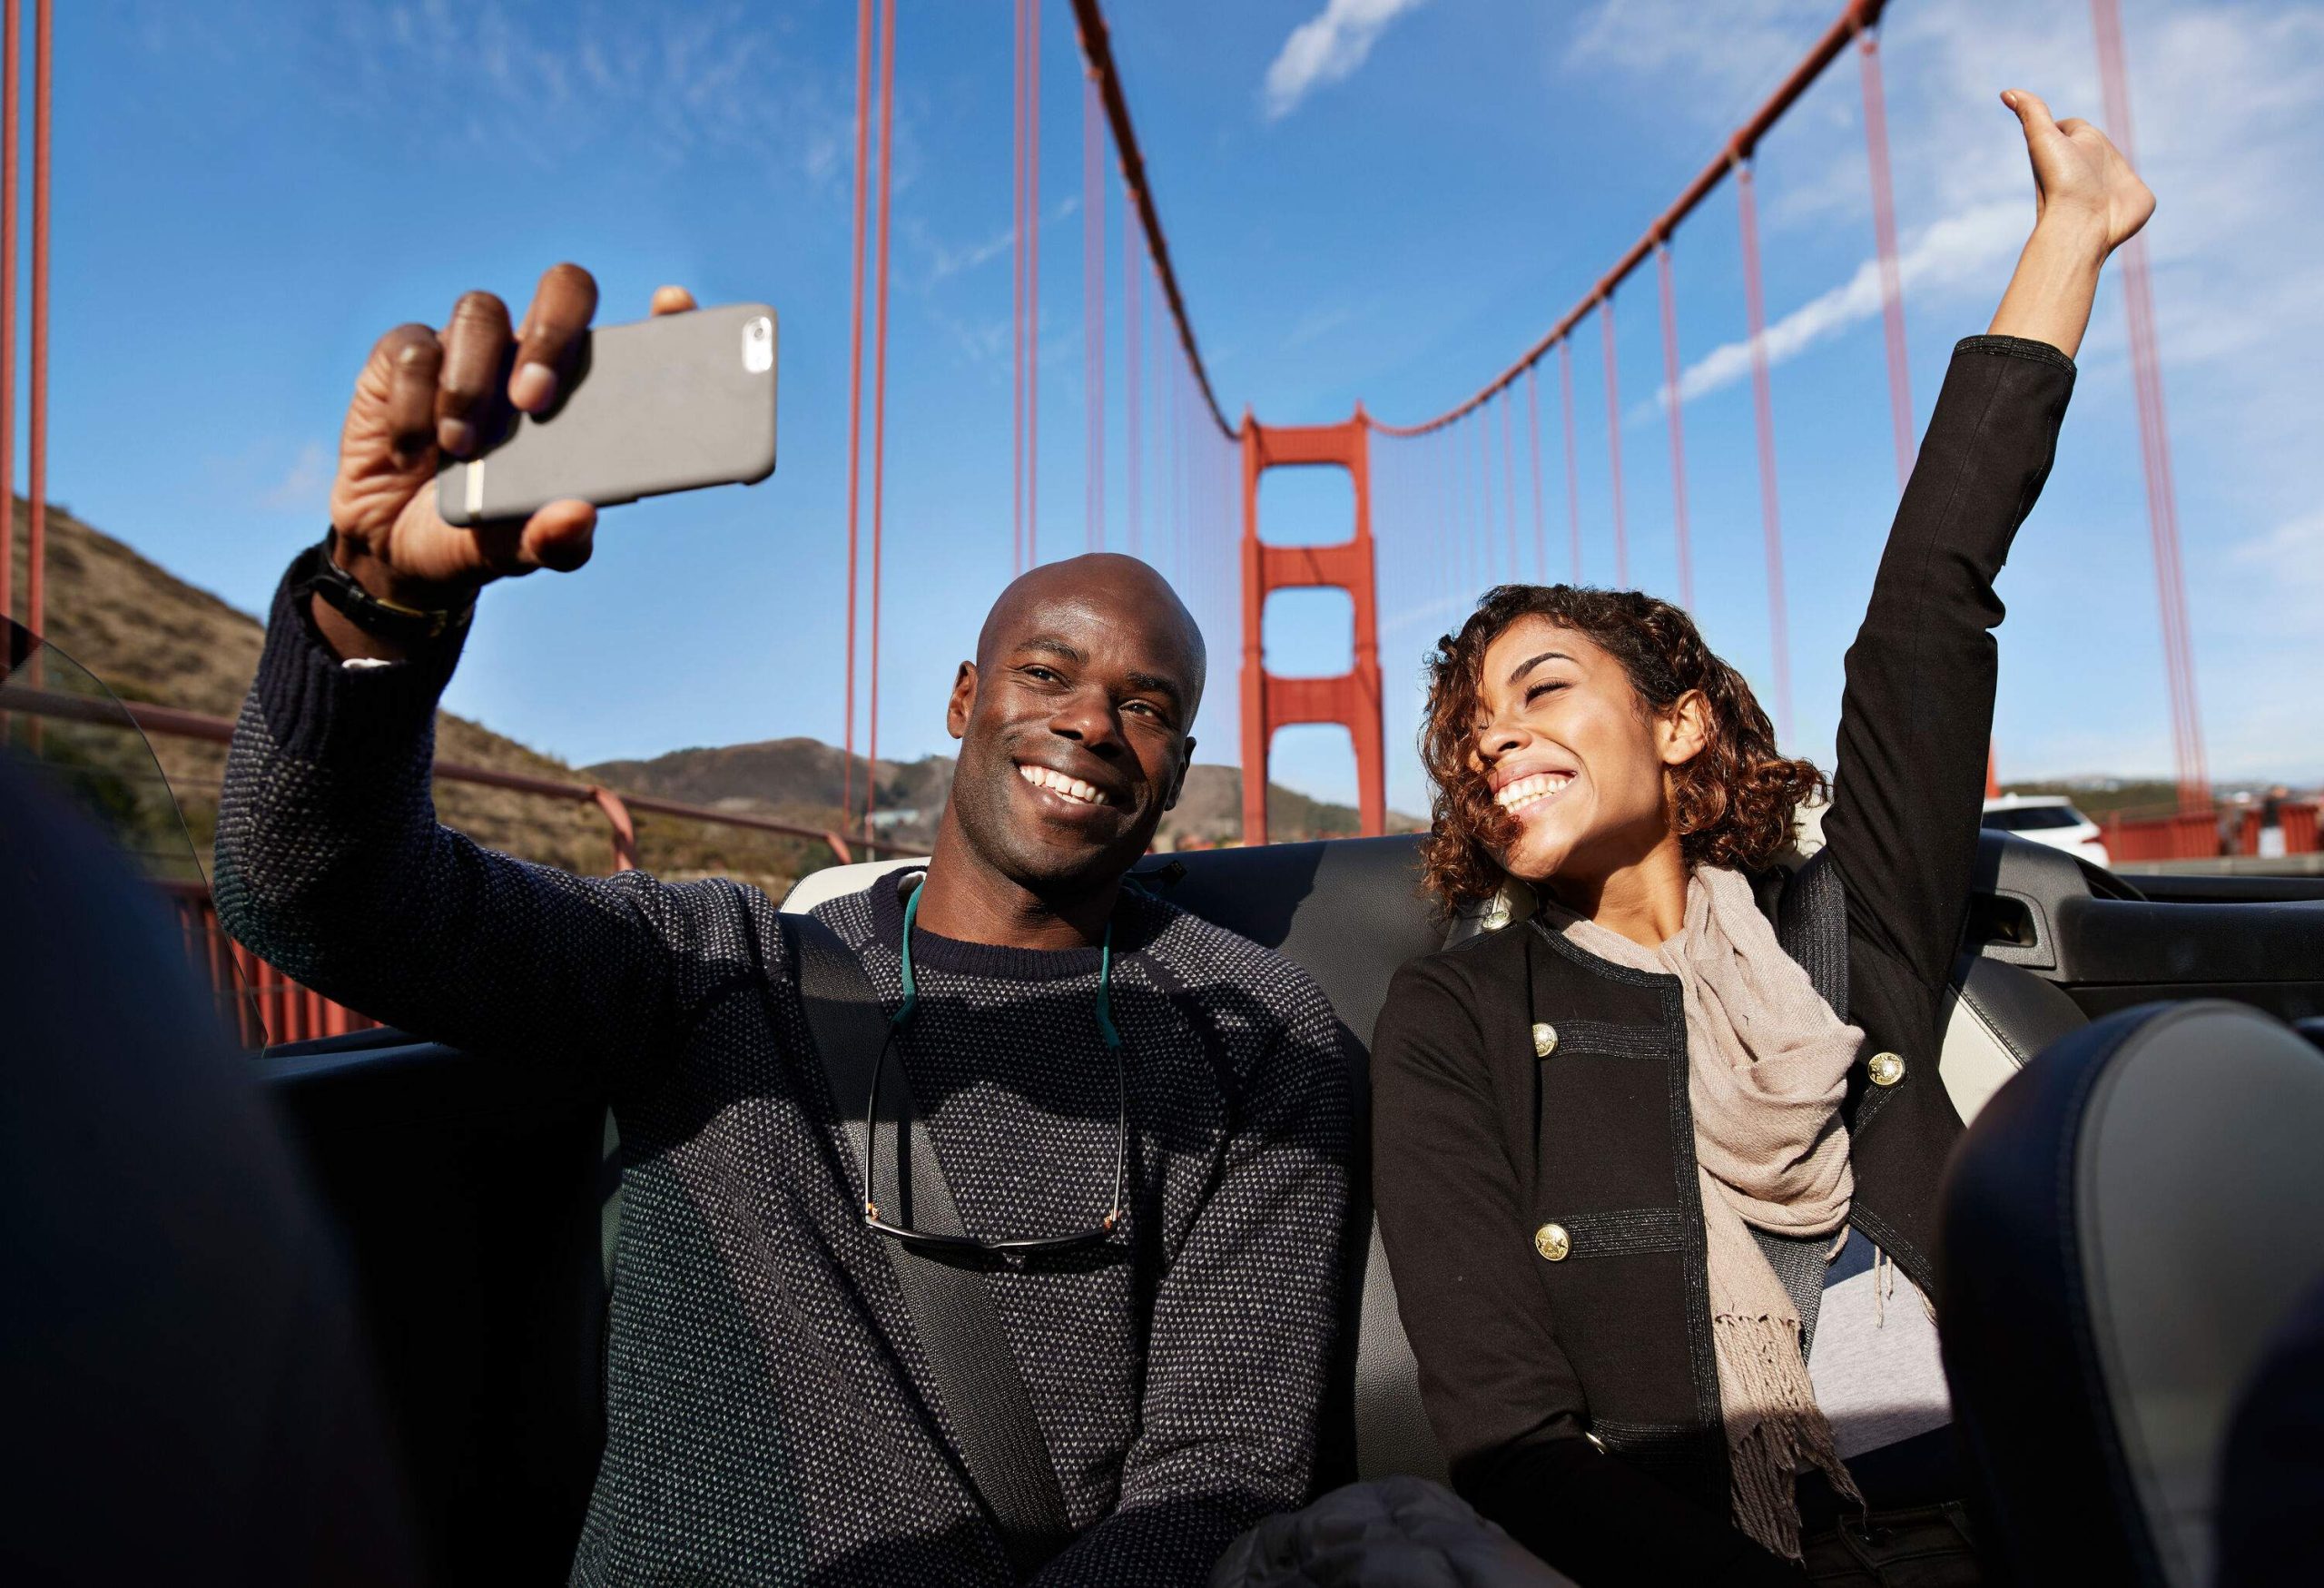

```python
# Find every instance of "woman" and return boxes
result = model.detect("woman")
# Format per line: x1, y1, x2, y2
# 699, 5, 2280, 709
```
1370, 91, 2151, 1587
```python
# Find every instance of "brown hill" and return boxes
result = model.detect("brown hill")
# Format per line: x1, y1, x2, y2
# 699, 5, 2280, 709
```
11, 502, 1418, 896
586, 741, 1423, 850
7, 502, 825, 894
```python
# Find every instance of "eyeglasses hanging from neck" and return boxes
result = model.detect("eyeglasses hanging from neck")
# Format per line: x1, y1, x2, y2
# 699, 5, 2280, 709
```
859, 880, 1128, 1256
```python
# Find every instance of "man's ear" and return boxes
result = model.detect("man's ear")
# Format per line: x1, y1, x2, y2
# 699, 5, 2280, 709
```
1659, 691, 1710, 767
1161, 734, 1196, 812
947, 662, 978, 740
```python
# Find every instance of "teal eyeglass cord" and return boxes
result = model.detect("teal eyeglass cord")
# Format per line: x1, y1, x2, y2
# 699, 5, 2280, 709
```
862, 881, 1128, 1252
895, 879, 1122, 1050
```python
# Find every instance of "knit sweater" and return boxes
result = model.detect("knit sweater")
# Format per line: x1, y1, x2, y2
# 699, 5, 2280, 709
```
213, 574, 1356, 1585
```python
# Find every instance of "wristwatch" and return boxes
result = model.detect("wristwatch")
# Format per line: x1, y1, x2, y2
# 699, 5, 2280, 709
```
295, 534, 475, 644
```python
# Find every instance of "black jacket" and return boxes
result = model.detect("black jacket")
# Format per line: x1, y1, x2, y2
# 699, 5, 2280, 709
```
1371, 336, 2077, 1586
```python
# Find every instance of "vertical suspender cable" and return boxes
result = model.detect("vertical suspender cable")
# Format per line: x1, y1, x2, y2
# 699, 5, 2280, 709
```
1525, 365, 1546, 582
1856, 25, 1915, 491
1012, 0, 1028, 576
1735, 158, 1793, 741
1476, 402, 1494, 587
1558, 339, 1581, 583
1027, 2, 1041, 567
2091, 0, 2204, 810
839, 0, 874, 819
1451, 413, 1468, 597
0, 0, 16, 626
1125, 222, 1140, 557
863, 0, 897, 840
1432, 429, 1449, 618
1501, 390, 1518, 583
1083, 74, 1103, 552
1655, 241, 1694, 610
23, 0, 41, 638
1600, 297, 1628, 588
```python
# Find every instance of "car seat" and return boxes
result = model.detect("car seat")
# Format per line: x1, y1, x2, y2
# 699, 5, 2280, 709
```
1938, 1000, 2324, 1587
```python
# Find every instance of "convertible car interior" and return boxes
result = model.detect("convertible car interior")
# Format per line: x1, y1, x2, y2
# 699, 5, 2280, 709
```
8, 630, 2323, 1584
253, 830, 2324, 1583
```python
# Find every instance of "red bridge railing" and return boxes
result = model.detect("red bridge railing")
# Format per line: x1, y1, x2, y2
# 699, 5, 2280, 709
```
2102, 803, 2320, 864
11, 686, 914, 1046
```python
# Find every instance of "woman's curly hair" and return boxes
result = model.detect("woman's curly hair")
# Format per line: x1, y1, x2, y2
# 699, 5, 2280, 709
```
1418, 583, 1827, 912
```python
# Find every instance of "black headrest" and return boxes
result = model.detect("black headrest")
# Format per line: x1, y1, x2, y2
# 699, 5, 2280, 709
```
1939, 1000, 2324, 1588
0, 755, 419, 1583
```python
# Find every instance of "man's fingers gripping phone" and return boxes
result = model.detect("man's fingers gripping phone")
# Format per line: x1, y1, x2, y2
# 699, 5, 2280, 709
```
471, 498, 599, 579
437, 291, 512, 459
510, 261, 600, 416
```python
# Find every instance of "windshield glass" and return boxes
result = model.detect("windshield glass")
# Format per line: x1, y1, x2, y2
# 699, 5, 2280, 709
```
2, 617, 267, 1044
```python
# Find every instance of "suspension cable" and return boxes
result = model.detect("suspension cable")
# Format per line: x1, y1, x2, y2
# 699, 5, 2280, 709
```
1068, 0, 1235, 439
25, 0, 47, 640
1126, 216, 1141, 556
1525, 365, 1546, 582
864, 0, 898, 839
840, 0, 874, 819
1558, 340, 1581, 583
1368, 0, 1889, 437
1012, 0, 1029, 576
2091, 0, 2204, 808
1735, 158, 1793, 741
1028, 4, 1042, 567
1856, 24, 1915, 490
1600, 297, 1628, 587
1655, 241, 1694, 609
1083, 72, 1103, 552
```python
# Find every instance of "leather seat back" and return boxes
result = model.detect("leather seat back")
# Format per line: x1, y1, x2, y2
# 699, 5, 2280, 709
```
1939, 1000, 2324, 1586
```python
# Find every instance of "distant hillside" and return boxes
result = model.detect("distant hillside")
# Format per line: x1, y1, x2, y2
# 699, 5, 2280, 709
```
585, 742, 1423, 851
10, 502, 1417, 901
8, 503, 829, 894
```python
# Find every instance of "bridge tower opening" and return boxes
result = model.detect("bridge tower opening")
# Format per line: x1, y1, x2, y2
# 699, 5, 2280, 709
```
1236, 411, 1385, 845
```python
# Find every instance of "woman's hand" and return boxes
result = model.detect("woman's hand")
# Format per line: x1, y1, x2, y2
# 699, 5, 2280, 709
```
2004, 88, 2154, 256
1986, 90, 2152, 360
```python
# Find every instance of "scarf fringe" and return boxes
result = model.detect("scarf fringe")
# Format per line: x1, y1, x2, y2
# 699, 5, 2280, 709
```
1715, 1309, 1865, 1562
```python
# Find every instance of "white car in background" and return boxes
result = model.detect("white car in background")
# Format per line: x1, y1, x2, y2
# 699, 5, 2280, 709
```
1982, 794, 2112, 868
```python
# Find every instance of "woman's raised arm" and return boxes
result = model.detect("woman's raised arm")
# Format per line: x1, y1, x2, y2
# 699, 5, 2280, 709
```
1817, 92, 2148, 996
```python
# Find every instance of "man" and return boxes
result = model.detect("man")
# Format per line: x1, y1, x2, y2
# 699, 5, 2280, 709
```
215, 265, 1354, 1584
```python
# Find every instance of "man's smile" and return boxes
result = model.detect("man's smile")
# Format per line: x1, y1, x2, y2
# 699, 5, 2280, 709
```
1014, 758, 1126, 814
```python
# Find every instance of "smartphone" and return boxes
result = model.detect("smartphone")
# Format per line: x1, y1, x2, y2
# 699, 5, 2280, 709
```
437, 301, 778, 527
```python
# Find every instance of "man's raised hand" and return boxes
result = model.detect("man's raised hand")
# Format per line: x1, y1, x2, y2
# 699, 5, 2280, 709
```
326, 262, 621, 612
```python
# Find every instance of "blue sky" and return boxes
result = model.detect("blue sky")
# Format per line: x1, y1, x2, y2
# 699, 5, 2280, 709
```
33, 0, 2323, 815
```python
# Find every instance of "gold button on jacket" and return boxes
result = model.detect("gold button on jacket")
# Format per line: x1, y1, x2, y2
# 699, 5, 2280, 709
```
1531, 1022, 1558, 1057
1533, 1223, 1571, 1261
1868, 1050, 1906, 1087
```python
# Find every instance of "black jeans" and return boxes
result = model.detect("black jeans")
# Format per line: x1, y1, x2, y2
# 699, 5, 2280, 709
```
1800, 1504, 1981, 1586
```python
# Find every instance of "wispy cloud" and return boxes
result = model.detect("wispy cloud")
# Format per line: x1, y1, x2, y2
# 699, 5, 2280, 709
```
260, 441, 332, 514
312, 1, 849, 188
1650, 201, 2020, 414
1263, 0, 1431, 122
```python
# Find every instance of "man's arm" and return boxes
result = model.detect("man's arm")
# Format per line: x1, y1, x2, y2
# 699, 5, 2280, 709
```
214, 561, 704, 1070
1032, 971, 1354, 1585
216, 268, 724, 1070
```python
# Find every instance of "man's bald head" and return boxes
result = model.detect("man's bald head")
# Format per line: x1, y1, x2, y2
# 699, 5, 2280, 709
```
975, 553, 1206, 725
938, 553, 1206, 902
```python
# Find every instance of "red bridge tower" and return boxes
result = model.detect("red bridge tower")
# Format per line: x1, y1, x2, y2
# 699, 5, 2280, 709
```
1236, 409, 1386, 844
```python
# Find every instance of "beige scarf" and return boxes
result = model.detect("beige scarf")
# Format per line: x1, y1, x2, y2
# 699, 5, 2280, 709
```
1544, 865, 1866, 1561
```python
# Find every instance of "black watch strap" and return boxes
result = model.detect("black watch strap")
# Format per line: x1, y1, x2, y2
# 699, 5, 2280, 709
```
294, 535, 475, 643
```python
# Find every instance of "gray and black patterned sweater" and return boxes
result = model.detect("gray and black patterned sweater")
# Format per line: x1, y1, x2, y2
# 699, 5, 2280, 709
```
214, 575, 1355, 1585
